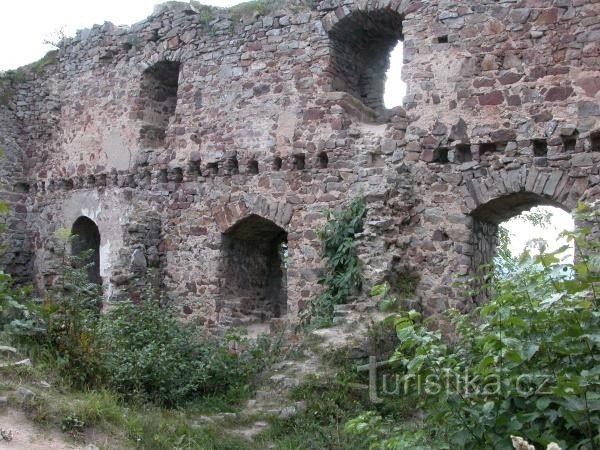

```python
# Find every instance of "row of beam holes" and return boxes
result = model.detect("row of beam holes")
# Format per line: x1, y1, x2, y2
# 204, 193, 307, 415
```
430, 133, 600, 164
187, 153, 328, 176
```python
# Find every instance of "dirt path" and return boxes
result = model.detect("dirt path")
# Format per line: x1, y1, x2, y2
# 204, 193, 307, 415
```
0, 409, 86, 450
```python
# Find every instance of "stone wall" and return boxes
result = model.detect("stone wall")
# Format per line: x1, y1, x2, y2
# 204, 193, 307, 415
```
4, 0, 599, 328
0, 101, 31, 282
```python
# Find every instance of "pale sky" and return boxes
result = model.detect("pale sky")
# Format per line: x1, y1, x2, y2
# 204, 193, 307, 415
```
503, 205, 575, 262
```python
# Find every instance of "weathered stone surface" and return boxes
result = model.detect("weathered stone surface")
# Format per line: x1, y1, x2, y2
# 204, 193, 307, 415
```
0, 0, 597, 329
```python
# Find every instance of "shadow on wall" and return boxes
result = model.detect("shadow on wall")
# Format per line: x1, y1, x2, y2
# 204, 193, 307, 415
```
218, 214, 288, 326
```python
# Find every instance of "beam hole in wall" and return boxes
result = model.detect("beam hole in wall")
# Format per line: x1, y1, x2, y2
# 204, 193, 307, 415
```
317, 152, 329, 169
247, 159, 259, 175
562, 134, 577, 152
328, 9, 405, 112
220, 214, 288, 326
138, 60, 181, 148
479, 142, 500, 155
437, 147, 449, 163
206, 162, 219, 176
454, 144, 472, 163
224, 154, 239, 175
272, 156, 283, 171
532, 139, 548, 157
292, 154, 305, 170
71, 216, 102, 285
590, 130, 600, 152
470, 192, 574, 303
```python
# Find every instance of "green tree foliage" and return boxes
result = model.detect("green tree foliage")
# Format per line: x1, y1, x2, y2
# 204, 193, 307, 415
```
352, 203, 599, 449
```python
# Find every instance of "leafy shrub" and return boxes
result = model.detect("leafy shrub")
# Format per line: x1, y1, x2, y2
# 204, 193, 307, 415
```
3, 229, 275, 406
373, 203, 600, 449
97, 294, 274, 406
302, 197, 366, 328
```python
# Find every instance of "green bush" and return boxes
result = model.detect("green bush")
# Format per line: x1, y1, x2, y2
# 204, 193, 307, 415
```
3, 230, 275, 407
368, 203, 600, 449
97, 294, 274, 406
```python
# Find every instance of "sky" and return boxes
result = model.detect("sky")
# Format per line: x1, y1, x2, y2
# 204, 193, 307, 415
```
503, 205, 575, 262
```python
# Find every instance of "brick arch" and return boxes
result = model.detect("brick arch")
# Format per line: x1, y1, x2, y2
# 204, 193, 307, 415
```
462, 167, 588, 220
212, 197, 294, 234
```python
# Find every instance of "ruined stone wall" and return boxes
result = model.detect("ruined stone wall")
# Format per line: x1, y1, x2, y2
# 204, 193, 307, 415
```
0, 100, 31, 282
7, 0, 600, 327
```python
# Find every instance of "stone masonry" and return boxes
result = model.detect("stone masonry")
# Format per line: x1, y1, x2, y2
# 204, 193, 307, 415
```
0, 0, 599, 329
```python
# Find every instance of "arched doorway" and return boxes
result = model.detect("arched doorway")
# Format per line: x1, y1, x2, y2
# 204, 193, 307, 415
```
71, 216, 101, 285
220, 214, 288, 326
470, 192, 574, 300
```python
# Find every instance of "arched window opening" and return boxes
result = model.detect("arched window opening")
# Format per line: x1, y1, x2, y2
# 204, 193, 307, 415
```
138, 61, 180, 148
71, 216, 101, 285
221, 215, 288, 327
471, 193, 574, 301
329, 10, 404, 113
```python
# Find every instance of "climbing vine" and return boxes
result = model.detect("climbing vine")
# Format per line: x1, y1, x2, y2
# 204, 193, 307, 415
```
303, 197, 367, 328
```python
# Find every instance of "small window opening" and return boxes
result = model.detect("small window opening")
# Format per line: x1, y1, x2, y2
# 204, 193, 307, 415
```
589, 131, 600, 152
532, 139, 548, 157
329, 10, 405, 113
292, 154, 305, 170
436, 35, 448, 44
138, 61, 180, 148
247, 159, 259, 175
221, 215, 288, 326
383, 41, 405, 109
71, 216, 102, 285
317, 152, 329, 169
272, 157, 283, 171
454, 144, 473, 163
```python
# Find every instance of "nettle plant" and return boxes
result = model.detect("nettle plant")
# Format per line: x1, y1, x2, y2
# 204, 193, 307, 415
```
352, 203, 600, 450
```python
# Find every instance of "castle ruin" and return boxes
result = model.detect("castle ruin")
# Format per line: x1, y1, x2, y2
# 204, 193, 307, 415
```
1, 0, 599, 330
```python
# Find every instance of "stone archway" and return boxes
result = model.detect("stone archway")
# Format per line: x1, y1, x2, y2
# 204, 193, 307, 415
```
470, 191, 573, 275
326, 6, 404, 113
219, 214, 288, 326
71, 216, 101, 284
